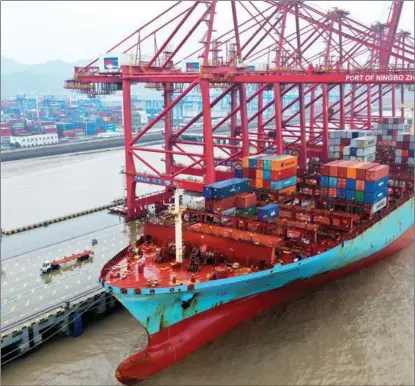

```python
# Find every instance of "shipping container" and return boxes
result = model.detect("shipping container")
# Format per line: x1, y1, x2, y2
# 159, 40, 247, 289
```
346, 189, 355, 201
371, 196, 388, 214
328, 177, 338, 187
279, 185, 297, 195
205, 196, 237, 212
204, 178, 250, 200
270, 166, 297, 181
365, 165, 390, 182
346, 179, 356, 190
270, 175, 297, 191
356, 180, 365, 191
257, 203, 279, 221
364, 187, 388, 204
236, 192, 257, 209
321, 176, 329, 187
235, 168, 243, 179
263, 180, 271, 190
364, 176, 388, 193
354, 190, 364, 203
236, 205, 257, 217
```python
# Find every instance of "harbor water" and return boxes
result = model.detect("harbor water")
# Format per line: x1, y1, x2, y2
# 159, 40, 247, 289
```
1, 148, 414, 385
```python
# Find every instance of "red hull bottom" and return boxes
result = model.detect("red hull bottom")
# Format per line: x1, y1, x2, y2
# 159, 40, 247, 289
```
116, 226, 414, 385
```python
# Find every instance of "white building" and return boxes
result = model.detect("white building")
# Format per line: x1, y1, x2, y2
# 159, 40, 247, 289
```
10, 134, 59, 147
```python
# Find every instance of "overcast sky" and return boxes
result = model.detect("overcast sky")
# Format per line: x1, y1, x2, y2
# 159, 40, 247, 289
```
1, 1, 414, 65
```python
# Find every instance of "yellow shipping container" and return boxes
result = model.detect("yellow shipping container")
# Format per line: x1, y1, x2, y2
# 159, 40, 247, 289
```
270, 155, 298, 171
346, 162, 365, 179
256, 179, 263, 189
279, 185, 297, 195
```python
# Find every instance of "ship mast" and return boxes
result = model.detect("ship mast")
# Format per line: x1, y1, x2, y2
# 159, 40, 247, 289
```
173, 187, 184, 263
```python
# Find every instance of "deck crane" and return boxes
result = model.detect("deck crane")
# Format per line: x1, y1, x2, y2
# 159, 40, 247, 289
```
64, 1, 414, 220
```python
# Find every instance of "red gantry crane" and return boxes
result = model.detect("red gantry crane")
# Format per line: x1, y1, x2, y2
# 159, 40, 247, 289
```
65, 0, 414, 220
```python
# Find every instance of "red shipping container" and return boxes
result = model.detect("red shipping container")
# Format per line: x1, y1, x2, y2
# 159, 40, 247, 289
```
402, 142, 410, 150
249, 179, 255, 187
366, 165, 389, 182
262, 180, 271, 190
337, 161, 360, 179
402, 150, 409, 157
396, 142, 402, 149
328, 188, 337, 198
236, 193, 257, 209
321, 187, 329, 197
256, 160, 264, 169
355, 162, 378, 180
1, 130, 12, 137
356, 180, 365, 191
321, 161, 340, 176
271, 166, 297, 181
249, 169, 256, 179
338, 178, 347, 189
205, 196, 237, 212
242, 168, 249, 178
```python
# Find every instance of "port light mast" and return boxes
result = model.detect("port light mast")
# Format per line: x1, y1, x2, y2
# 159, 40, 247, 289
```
65, 0, 414, 220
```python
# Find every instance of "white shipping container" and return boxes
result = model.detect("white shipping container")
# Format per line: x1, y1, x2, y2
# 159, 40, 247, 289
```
343, 155, 350, 160
343, 146, 350, 156
371, 197, 388, 215
357, 146, 376, 156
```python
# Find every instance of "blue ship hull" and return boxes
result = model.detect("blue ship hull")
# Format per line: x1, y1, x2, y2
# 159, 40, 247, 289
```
103, 197, 414, 336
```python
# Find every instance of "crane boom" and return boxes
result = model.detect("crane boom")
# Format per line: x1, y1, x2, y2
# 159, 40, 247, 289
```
380, 0, 405, 68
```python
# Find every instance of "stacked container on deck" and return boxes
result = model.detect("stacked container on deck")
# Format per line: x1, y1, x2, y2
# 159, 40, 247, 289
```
241, 154, 298, 194
328, 130, 372, 160
321, 160, 389, 214
343, 136, 377, 162
203, 178, 251, 216
374, 116, 414, 167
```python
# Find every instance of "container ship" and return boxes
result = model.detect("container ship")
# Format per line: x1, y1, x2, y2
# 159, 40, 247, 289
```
99, 127, 414, 385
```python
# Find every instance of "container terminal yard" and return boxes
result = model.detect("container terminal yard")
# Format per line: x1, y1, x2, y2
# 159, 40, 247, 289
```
1, 0, 414, 384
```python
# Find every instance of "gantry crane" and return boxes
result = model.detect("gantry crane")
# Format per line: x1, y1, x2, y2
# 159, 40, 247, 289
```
64, 0, 414, 220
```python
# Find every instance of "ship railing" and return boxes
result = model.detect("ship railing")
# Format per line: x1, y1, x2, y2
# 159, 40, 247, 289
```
99, 245, 130, 282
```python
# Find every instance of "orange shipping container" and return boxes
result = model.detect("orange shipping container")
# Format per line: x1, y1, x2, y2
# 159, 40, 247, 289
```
346, 162, 366, 179
256, 169, 263, 179
270, 155, 298, 171
337, 161, 360, 178
256, 179, 263, 189
279, 185, 297, 195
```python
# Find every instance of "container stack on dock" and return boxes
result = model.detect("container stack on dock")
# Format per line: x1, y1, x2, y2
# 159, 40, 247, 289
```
241, 154, 298, 193
320, 160, 389, 213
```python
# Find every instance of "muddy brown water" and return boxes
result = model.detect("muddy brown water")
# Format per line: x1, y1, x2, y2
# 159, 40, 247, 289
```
1, 150, 414, 385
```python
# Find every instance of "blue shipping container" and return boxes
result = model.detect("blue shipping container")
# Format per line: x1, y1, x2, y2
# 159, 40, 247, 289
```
249, 159, 257, 168
346, 189, 355, 201
346, 179, 356, 190
364, 177, 388, 193
349, 147, 357, 156
263, 170, 271, 180
364, 187, 388, 204
234, 168, 243, 178
270, 176, 297, 191
204, 178, 250, 200
320, 176, 329, 187
328, 177, 338, 188
337, 188, 346, 200
257, 204, 279, 221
